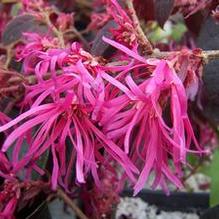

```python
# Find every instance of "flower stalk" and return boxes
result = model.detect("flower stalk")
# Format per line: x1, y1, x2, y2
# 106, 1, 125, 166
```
126, 0, 153, 54
1, 49, 219, 97
57, 188, 89, 219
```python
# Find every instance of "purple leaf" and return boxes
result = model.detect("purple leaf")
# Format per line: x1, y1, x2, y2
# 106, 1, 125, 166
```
91, 20, 118, 57
154, 0, 174, 27
2, 14, 47, 45
134, 0, 155, 21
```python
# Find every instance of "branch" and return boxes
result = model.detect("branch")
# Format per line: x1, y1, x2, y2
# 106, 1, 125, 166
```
202, 50, 219, 62
151, 50, 219, 62
125, 0, 219, 60
1, 49, 219, 96
64, 28, 90, 50
57, 189, 89, 219
126, 0, 153, 54
0, 85, 22, 94
36, 5, 65, 48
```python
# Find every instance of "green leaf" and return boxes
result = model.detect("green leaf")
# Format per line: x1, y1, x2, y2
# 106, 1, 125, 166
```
203, 149, 219, 206
171, 22, 187, 42
10, 3, 22, 17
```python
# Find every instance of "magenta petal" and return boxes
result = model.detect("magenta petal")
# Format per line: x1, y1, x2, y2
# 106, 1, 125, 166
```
102, 36, 148, 64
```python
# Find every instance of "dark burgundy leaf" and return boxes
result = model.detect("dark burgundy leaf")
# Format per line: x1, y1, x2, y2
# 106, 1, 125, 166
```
18, 202, 52, 219
154, 0, 174, 27
53, 0, 75, 12
2, 14, 47, 45
197, 17, 219, 125
185, 11, 208, 36
134, 0, 155, 21
91, 20, 118, 57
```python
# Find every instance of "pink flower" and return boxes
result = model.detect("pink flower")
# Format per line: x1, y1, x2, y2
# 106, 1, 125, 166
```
172, 49, 203, 101
0, 196, 17, 219
107, 0, 138, 48
21, 0, 46, 15
16, 33, 63, 76
89, 0, 138, 48
0, 86, 138, 191
56, 13, 74, 31
102, 36, 206, 194
0, 30, 207, 198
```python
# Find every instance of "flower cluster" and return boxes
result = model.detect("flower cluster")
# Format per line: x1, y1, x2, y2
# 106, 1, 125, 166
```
0, 29, 206, 197
89, 0, 138, 48
0, 0, 215, 217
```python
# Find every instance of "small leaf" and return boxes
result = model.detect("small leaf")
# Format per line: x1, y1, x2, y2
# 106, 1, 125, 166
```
134, 0, 155, 21
154, 0, 174, 27
24, 201, 52, 219
171, 22, 187, 41
91, 20, 118, 57
185, 11, 206, 36
197, 17, 219, 125
54, 0, 76, 12
2, 14, 47, 45
201, 149, 219, 206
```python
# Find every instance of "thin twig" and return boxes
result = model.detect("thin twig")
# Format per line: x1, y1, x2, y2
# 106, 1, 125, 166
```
64, 28, 90, 50
202, 50, 219, 62
44, 13, 65, 48
57, 188, 89, 219
75, 0, 92, 9
126, 0, 153, 54
37, 5, 65, 48
183, 159, 205, 182
3, 97, 21, 114
4, 45, 13, 69
0, 85, 21, 94
7, 70, 62, 85
0, 69, 25, 80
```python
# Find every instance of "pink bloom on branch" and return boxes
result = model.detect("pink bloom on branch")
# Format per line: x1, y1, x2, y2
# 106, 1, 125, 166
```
172, 48, 203, 101
0, 91, 138, 190
56, 13, 74, 31
0, 29, 207, 197
102, 36, 206, 194
16, 33, 64, 79
90, 0, 138, 47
